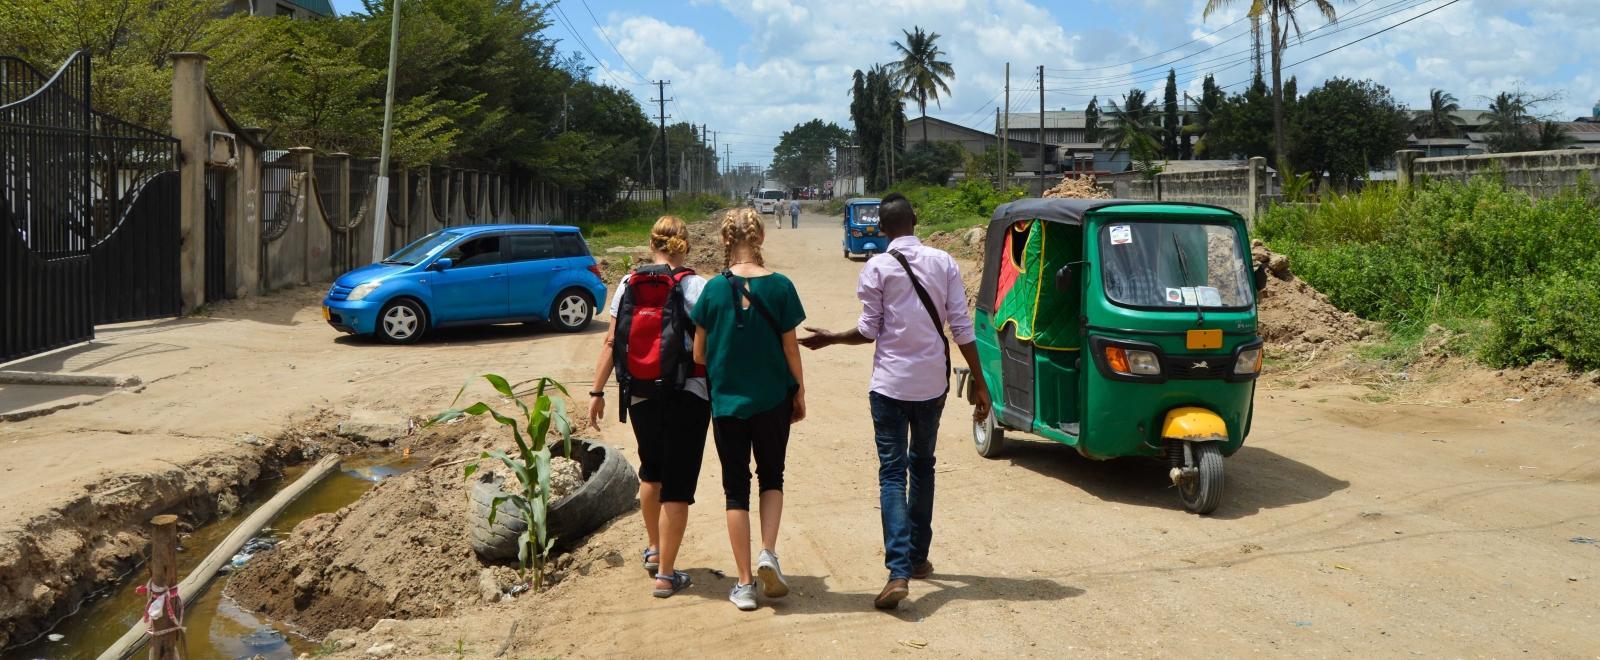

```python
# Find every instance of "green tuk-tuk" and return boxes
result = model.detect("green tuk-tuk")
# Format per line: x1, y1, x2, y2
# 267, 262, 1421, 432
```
953, 198, 1266, 514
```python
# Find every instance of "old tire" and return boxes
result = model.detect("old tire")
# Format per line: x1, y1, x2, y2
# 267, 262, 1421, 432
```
468, 438, 640, 561
1178, 442, 1225, 515
974, 409, 1006, 459
376, 298, 427, 344
549, 289, 593, 333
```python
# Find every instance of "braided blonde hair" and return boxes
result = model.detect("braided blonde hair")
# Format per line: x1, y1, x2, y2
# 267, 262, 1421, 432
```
720, 208, 765, 268
649, 215, 690, 257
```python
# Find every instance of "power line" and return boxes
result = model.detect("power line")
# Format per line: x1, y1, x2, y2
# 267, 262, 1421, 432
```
1220, 0, 1463, 90
575, 0, 648, 82
1045, 6, 1258, 74
550, 3, 643, 88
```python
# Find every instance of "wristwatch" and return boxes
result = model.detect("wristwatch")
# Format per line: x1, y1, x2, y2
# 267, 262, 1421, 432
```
589, 391, 605, 398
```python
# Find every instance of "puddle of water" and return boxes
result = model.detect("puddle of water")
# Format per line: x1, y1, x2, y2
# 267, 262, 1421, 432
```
4, 452, 416, 660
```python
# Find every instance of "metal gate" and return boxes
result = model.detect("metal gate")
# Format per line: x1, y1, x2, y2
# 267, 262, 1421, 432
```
204, 168, 229, 303
1, 52, 180, 362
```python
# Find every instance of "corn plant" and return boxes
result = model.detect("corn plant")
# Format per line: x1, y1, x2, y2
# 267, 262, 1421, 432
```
430, 374, 572, 587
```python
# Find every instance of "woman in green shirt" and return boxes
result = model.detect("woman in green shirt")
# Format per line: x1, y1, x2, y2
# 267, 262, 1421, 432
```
692, 208, 807, 612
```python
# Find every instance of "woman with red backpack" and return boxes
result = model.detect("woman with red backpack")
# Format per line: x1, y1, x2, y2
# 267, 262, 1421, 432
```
588, 215, 710, 598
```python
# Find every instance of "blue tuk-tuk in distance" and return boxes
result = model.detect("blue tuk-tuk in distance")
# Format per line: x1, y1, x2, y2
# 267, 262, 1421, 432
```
842, 198, 884, 258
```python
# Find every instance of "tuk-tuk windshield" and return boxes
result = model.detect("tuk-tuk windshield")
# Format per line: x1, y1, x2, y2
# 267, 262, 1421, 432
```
853, 206, 879, 224
1099, 221, 1252, 310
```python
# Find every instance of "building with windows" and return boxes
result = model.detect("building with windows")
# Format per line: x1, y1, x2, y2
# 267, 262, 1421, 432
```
225, 0, 334, 19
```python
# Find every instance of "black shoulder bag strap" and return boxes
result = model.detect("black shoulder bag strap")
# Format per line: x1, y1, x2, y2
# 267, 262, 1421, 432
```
888, 249, 951, 396
722, 270, 784, 337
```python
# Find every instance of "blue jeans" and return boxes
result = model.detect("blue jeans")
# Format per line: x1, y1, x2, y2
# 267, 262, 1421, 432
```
870, 391, 944, 580
790, 212, 799, 228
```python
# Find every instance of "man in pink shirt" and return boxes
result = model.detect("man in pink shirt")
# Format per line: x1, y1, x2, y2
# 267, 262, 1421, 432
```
800, 193, 991, 610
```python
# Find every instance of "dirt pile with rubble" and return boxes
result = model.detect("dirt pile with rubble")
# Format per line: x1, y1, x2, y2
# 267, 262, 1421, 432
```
1043, 175, 1113, 200
225, 429, 588, 640
1249, 240, 1372, 353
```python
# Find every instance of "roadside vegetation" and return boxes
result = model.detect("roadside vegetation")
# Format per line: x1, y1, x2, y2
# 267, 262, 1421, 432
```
824, 180, 1024, 236
576, 193, 724, 254
1257, 177, 1600, 370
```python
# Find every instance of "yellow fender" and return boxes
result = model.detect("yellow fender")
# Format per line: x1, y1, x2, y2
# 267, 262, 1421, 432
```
1161, 407, 1229, 442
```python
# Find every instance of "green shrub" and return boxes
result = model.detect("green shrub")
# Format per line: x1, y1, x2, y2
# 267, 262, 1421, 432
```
1259, 177, 1600, 369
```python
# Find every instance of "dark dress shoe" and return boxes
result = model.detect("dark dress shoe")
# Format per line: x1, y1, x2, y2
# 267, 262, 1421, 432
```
874, 578, 909, 610
911, 561, 934, 579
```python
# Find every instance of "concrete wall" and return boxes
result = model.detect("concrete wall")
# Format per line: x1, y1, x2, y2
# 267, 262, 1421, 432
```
1114, 157, 1273, 224
1411, 148, 1600, 199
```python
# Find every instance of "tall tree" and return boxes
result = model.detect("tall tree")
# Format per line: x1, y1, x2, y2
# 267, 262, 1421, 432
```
771, 119, 852, 186
1205, 77, 1274, 159
849, 64, 904, 190
889, 26, 954, 145
1203, 0, 1341, 168
1103, 88, 1160, 169
1083, 96, 1101, 143
1289, 77, 1408, 189
1483, 90, 1558, 153
1185, 75, 1223, 157
1163, 69, 1181, 159
1415, 88, 1464, 139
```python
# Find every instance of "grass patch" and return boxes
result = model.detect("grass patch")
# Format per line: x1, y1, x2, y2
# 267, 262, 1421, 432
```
575, 193, 725, 253
1258, 177, 1600, 370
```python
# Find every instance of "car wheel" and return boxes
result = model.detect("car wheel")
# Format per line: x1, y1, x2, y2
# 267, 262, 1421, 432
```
550, 289, 593, 332
377, 298, 427, 344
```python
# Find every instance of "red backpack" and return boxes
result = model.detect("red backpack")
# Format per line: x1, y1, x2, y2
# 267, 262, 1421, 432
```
612, 264, 703, 421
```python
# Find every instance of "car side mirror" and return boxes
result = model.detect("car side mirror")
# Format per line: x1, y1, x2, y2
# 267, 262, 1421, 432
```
1252, 263, 1268, 291
429, 258, 453, 272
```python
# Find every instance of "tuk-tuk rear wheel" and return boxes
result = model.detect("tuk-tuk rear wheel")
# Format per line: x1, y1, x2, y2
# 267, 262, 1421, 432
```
1176, 442, 1224, 515
974, 409, 1006, 459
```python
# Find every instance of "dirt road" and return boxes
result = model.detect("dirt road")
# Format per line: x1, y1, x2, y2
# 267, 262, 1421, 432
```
4, 208, 1599, 656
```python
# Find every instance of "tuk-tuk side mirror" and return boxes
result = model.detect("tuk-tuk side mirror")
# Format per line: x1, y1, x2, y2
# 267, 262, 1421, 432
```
1055, 262, 1084, 293
1252, 263, 1268, 292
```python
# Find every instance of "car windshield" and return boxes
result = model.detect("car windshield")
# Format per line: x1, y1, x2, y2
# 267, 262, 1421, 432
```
761, 190, 784, 200
385, 230, 458, 265
1099, 222, 1252, 309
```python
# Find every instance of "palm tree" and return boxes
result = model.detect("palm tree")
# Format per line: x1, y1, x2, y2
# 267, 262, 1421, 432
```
1537, 121, 1576, 150
889, 26, 954, 145
1484, 91, 1534, 152
1203, 0, 1340, 167
1415, 88, 1464, 139
1103, 88, 1160, 166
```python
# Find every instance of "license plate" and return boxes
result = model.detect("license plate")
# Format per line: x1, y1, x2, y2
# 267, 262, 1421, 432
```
322, 306, 331, 320
1186, 329, 1222, 350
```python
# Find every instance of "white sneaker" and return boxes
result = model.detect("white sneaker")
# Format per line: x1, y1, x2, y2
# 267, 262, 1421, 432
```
756, 549, 790, 598
729, 582, 759, 611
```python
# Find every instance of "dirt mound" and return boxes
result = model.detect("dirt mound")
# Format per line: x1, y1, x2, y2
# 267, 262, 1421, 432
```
1043, 176, 1112, 199
225, 443, 583, 640
1251, 240, 1372, 353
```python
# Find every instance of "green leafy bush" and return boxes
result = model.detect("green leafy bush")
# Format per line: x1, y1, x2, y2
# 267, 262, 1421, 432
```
1258, 177, 1600, 368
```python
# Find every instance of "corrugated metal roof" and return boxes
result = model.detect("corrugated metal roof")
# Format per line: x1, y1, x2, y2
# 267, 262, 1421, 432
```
286, 0, 334, 16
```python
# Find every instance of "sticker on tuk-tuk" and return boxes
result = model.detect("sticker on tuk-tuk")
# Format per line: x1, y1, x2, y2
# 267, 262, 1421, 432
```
1165, 288, 1183, 303
1180, 287, 1198, 305
1109, 225, 1133, 245
1196, 286, 1222, 307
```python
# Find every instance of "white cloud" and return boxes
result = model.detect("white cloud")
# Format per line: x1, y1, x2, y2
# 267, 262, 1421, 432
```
590, 0, 1600, 168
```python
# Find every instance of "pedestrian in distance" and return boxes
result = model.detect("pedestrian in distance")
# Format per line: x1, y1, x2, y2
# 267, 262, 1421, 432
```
588, 216, 711, 599
789, 197, 801, 229
692, 207, 808, 611
798, 192, 991, 610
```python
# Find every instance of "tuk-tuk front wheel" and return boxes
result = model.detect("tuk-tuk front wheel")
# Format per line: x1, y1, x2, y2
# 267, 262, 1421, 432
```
974, 409, 1006, 459
1171, 441, 1224, 515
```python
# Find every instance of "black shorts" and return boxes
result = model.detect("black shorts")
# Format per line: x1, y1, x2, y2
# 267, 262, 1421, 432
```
627, 390, 712, 504
712, 394, 794, 511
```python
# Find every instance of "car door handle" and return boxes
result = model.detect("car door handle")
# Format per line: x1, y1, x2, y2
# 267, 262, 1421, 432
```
549, 266, 566, 271
489, 272, 505, 278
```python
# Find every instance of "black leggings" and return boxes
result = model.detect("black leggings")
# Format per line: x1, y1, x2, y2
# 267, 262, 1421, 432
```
711, 395, 793, 511
628, 390, 711, 504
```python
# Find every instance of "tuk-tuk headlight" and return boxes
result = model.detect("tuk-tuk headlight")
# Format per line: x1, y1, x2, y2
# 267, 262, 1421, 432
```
851, 229, 864, 237
1234, 346, 1264, 374
1106, 346, 1162, 376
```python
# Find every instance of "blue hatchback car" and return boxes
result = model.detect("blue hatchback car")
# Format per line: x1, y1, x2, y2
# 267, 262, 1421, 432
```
322, 225, 607, 343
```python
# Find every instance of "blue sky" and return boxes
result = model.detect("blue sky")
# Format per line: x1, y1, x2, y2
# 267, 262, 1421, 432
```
331, 0, 1599, 168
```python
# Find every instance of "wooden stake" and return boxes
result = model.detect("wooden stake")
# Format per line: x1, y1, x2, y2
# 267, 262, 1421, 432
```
148, 514, 182, 660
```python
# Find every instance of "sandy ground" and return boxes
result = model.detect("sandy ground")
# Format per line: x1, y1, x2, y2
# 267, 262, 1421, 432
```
3, 208, 1600, 657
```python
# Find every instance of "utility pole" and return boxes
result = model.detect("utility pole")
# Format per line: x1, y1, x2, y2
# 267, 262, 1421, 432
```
994, 106, 1002, 186
1003, 62, 1010, 191
370, 0, 402, 263
701, 123, 708, 195
652, 80, 671, 207
1251, 14, 1264, 82
1038, 64, 1046, 196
